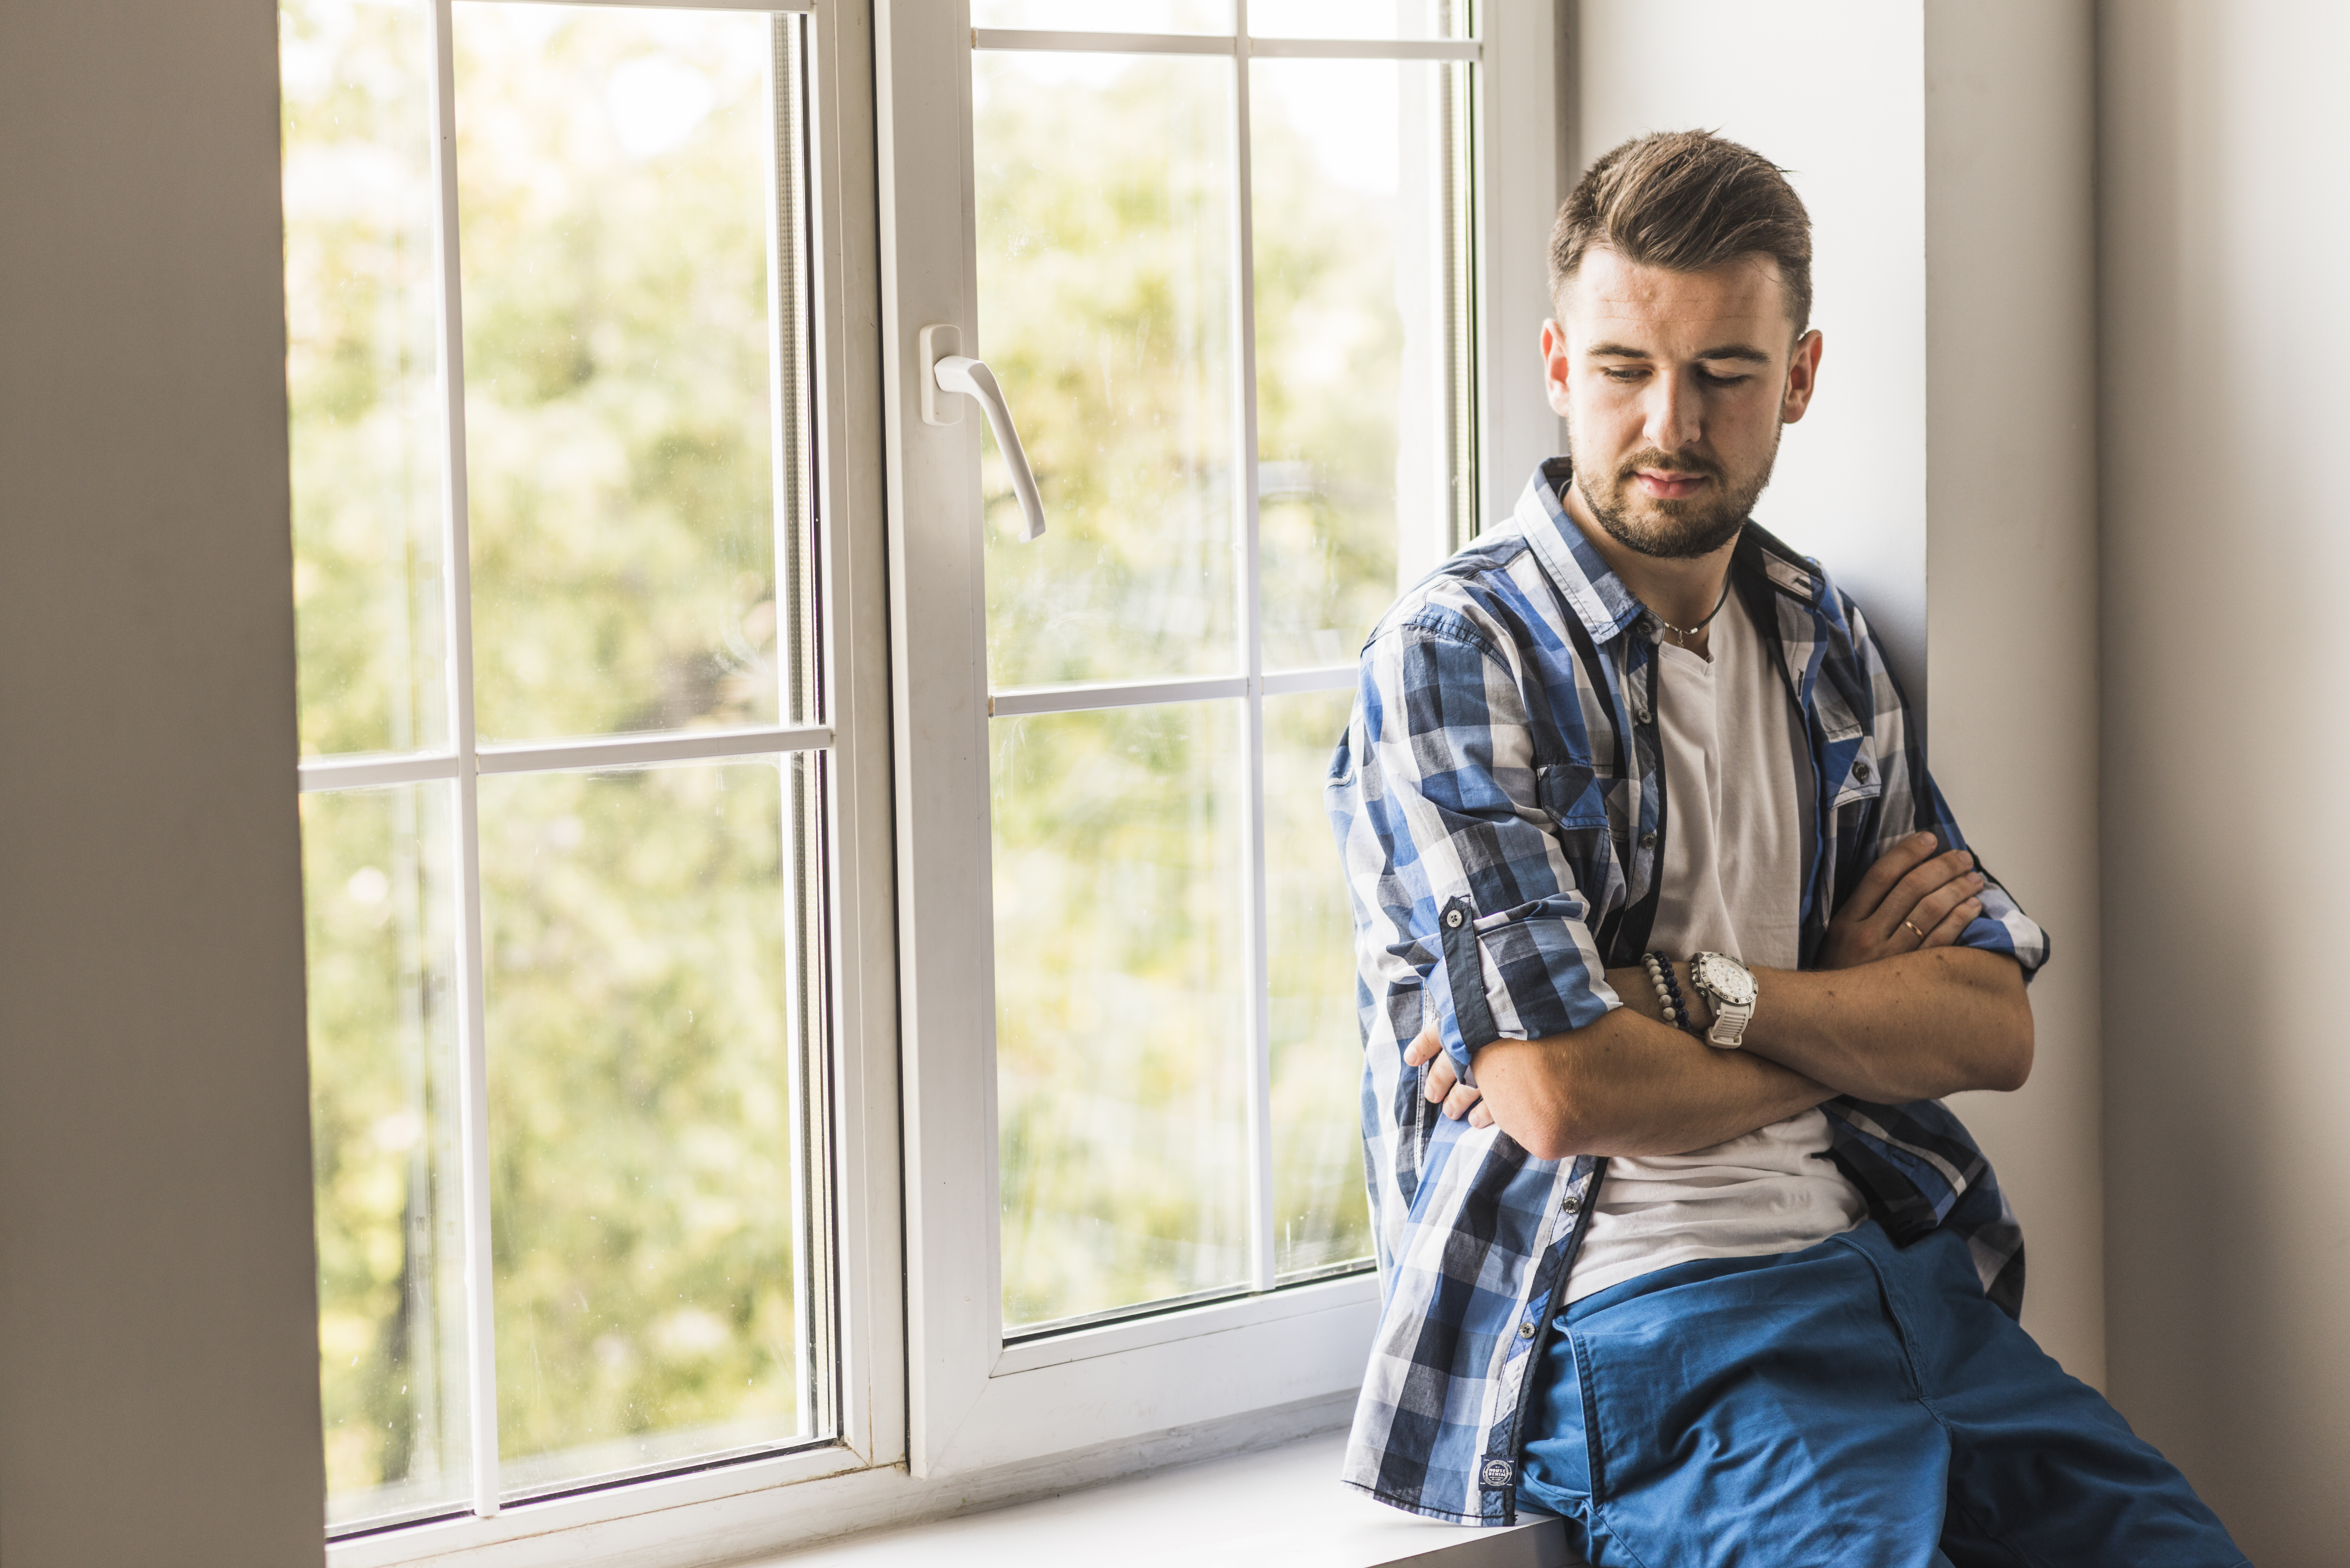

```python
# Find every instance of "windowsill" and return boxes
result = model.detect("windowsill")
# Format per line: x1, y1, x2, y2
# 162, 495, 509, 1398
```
749, 1432, 1577, 1568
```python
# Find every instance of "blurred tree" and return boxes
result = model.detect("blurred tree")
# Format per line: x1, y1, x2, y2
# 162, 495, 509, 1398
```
288, 6, 1390, 1518
285, 0, 806, 1519
975, 55, 1381, 1325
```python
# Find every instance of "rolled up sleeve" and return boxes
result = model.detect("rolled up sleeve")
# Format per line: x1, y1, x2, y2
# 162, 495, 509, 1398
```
1919, 774, 2051, 982
1345, 616, 1620, 1081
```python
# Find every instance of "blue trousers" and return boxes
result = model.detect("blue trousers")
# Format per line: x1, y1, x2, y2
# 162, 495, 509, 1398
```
1516, 1221, 2246, 1567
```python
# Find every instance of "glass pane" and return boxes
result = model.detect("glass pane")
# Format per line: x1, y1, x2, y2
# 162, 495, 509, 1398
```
455, 4, 798, 742
1248, 0, 1467, 39
282, 0, 449, 759
993, 702, 1250, 1329
1253, 58, 1471, 671
974, 0, 1231, 30
1264, 690, 1372, 1278
974, 52, 1240, 689
301, 784, 470, 1530
480, 758, 816, 1497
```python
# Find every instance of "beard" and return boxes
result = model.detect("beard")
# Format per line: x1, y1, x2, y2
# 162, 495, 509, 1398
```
1566, 416, 1781, 562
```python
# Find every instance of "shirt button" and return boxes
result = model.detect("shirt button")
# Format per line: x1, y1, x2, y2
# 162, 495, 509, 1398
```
1518, 1320, 1538, 1339
1852, 758, 1872, 781
1444, 908, 1465, 929
1562, 1196, 1581, 1215
1639, 831, 1657, 849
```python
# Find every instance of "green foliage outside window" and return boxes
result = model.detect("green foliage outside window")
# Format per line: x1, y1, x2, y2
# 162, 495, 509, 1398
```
289, 6, 1394, 1518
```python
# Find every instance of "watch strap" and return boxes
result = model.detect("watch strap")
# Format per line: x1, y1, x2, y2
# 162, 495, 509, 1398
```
1690, 951, 1755, 1050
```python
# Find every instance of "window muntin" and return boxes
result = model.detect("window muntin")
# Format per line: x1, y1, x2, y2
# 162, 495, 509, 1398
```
284, 0, 832, 1535
970, 0, 1234, 34
970, 9, 1476, 1336
1247, 0, 1469, 41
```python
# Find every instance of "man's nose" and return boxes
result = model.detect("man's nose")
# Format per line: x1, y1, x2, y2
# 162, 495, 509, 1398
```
1643, 369, 1704, 452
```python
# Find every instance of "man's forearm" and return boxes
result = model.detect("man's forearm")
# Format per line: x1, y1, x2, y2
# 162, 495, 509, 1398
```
1473, 981, 1834, 1160
1720, 946, 2033, 1103
1470, 947, 2031, 1159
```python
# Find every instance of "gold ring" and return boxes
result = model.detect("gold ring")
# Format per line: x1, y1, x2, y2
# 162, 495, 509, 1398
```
1902, 919, 1926, 940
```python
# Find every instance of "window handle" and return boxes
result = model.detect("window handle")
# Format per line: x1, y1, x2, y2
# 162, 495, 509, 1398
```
920, 323, 1045, 541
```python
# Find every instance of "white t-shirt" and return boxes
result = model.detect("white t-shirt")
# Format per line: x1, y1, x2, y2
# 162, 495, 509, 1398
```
1563, 588, 1865, 1304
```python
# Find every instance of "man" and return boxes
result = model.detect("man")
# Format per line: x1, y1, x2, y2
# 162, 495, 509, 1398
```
1328, 130, 2242, 1567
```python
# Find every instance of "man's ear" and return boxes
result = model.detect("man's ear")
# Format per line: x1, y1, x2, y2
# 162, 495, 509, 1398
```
1541, 317, 1573, 419
1781, 328, 1824, 424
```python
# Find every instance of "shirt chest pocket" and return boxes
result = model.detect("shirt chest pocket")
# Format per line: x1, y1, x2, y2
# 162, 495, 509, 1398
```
1536, 759, 1603, 828
1830, 748, 1884, 812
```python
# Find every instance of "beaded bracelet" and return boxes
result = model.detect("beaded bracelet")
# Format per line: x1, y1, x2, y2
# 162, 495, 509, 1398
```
1642, 951, 1702, 1038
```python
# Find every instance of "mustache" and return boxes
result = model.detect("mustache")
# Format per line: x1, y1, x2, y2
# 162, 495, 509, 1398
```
1613, 450, 1723, 483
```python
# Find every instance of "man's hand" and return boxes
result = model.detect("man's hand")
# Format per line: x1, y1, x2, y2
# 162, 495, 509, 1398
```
1404, 1016, 1494, 1127
1819, 831, 1986, 970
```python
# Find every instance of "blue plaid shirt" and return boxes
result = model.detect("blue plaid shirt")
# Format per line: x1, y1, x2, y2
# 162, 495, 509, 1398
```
1326, 462, 2050, 1525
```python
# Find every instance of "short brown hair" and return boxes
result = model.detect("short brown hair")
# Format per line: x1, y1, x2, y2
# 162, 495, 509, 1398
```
1549, 130, 1814, 337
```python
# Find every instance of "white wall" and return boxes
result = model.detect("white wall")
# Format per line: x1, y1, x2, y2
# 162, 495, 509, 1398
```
1575, 0, 1928, 698
1920, 0, 2104, 1391
1572, 0, 2106, 1382
0, 0, 326, 1562
2101, 0, 2350, 1557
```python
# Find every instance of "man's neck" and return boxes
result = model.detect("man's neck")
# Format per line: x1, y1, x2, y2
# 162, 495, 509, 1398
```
1561, 472, 1738, 658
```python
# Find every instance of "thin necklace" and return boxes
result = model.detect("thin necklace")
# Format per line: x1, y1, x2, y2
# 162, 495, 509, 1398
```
1649, 573, 1734, 643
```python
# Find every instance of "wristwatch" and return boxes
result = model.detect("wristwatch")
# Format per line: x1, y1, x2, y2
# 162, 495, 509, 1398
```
1688, 952, 1758, 1049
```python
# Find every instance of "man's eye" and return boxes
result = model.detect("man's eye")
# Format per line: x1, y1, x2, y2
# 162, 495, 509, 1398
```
1698, 369, 1753, 388
1601, 367, 1644, 382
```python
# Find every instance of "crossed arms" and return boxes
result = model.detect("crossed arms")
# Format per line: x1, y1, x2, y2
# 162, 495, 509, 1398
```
1413, 831, 2034, 1162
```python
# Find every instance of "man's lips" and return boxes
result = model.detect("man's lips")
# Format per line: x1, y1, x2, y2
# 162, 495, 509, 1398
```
1633, 469, 1712, 500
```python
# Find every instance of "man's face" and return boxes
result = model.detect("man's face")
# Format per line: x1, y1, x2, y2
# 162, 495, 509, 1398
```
1542, 247, 1822, 560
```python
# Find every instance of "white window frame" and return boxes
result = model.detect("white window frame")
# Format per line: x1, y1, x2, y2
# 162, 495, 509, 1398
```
324, 0, 907, 1559
879, 0, 1566, 1482
324, 0, 1562, 1560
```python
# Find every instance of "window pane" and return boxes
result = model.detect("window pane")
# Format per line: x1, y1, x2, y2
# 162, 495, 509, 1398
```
993, 703, 1250, 1330
1253, 58, 1472, 671
479, 759, 817, 1497
1248, 0, 1467, 39
1264, 690, 1372, 1278
974, 52, 1240, 689
456, 4, 800, 742
283, 0, 449, 759
301, 784, 470, 1530
973, 0, 1231, 30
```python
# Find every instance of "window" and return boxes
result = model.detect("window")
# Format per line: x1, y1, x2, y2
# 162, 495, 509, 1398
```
283, 0, 873, 1535
883, 0, 1557, 1481
284, 0, 1558, 1557
973, 3, 1477, 1338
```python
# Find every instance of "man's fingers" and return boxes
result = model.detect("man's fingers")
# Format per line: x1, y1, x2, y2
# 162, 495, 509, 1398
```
1900, 870, 1986, 944
1421, 1049, 1459, 1103
1842, 831, 1940, 924
1922, 895, 1985, 948
1403, 1017, 1443, 1067
1442, 1082, 1483, 1121
1468, 1103, 1494, 1130
1878, 848, 1976, 938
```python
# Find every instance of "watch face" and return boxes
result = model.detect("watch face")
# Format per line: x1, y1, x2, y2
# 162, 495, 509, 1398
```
1698, 954, 1757, 1006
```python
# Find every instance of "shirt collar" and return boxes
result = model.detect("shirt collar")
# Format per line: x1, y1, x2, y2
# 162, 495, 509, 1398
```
1513, 458, 1645, 643
1511, 458, 1824, 641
